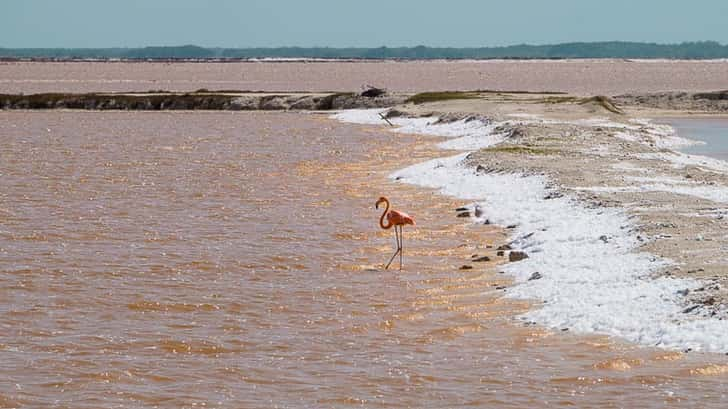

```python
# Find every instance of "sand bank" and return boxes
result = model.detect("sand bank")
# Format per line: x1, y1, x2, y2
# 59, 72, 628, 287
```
332, 93, 728, 353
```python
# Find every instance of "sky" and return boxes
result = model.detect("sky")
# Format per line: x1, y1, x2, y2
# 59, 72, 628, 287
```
2, 0, 728, 48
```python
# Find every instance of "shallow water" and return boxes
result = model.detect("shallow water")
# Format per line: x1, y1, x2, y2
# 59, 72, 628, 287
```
3, 60, 728, 95
661, 118, 728, 160
2, 111, 728, 408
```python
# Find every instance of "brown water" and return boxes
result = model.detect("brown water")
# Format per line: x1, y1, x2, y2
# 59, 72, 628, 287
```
2, 111, 728, 408
3, 60, 728, 95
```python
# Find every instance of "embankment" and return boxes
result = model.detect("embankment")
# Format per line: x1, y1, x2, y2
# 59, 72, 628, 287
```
0, 91, 406, 111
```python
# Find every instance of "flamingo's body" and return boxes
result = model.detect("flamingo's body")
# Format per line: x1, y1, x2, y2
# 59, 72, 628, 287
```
376, 197, 415, 270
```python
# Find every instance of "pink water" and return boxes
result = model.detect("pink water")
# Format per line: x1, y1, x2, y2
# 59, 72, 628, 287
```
3, 60, 728, 95
2, 111, 728, 407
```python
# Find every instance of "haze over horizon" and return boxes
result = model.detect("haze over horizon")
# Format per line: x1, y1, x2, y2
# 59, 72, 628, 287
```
2, 0, 728, 48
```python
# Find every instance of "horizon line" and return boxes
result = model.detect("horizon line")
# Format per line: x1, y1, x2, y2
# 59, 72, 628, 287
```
2, 40, 727, 50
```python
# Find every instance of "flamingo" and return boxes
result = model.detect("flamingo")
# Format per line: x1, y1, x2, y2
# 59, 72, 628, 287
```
375, 197, 415, 270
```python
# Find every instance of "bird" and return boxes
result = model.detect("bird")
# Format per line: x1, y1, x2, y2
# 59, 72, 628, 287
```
375, 197, 415, 270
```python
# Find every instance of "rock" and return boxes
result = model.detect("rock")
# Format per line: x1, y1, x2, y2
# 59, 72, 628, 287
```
543, 192, 564, 200
361, 87, 387, 98
476, 165, 487, 173
384, 109, 406, 118
677, 289, 690, 296
506, 224, 517, 229
497, 244, 512, 251
457, 212, 471, 218
496, 251, 505, 256
508, 127, 528, 139
473, 205, 483, 218
483, 219, 491, 225
259, 96, 290, 110
528, 272, 543, 281
472, 256, 491, 262
495, 286, 507, 290
289, 96, 319, 110
509, 251, 529, 262
459, 265, 473, 270
683, 305, 700, 314
599, 235, 609, 243
229, 96, 260, 110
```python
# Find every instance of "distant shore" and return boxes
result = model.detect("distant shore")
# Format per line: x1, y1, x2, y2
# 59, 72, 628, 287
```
2, 41, 728, 60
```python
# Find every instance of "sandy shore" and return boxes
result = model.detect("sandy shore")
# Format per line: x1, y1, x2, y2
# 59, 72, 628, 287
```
409, 95, 728, 313
333, 93, 728, 352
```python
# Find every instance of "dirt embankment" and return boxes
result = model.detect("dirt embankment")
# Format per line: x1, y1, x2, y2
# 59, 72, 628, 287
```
614, 90, 728, 112
0, 90, 406, 111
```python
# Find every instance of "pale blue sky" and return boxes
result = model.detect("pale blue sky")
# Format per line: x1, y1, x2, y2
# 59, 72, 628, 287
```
2, 0, 727, 48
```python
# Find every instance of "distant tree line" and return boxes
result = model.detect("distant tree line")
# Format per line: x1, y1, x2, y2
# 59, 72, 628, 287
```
2, 42, 728, 60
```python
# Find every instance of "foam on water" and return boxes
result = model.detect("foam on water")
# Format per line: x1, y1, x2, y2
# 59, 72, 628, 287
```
331, 109, 508, 150
333, 109, 728, 353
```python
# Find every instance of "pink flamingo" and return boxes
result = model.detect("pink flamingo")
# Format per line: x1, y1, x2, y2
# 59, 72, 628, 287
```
375, 197, 415, 270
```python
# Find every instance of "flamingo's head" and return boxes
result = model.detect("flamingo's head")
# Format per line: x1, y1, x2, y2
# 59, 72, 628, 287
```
375, 197, 388, 209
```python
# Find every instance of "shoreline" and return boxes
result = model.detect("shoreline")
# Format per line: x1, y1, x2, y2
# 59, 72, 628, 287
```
6, 88, 728, 353
0, 91, 406, 111
2, 89, 726, 112
4, 58, 728, 63
331, 100, 728, 353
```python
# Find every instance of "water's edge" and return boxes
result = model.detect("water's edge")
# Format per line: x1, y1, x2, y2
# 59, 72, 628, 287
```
332, 109, 728, 354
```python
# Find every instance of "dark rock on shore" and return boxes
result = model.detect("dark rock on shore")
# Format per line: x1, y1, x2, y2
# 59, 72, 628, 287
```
509, 251, 529, 262
360, 86, 387, 98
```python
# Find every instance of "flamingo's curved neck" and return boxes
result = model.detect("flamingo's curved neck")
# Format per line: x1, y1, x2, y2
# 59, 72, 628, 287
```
379, 198, 393, 230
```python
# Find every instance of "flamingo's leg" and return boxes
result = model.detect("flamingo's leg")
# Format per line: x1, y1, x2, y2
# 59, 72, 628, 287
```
399, 226, 404, 270
385, 227, 401, 270
385, 247, 400, 270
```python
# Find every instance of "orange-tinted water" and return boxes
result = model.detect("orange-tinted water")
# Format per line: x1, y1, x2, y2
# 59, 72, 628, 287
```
1, 111, 728, 408
3, 60, 728, 95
